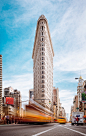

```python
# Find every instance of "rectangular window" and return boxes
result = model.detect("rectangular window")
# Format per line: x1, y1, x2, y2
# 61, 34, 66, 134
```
42, 62, 44, 65
42, 80, 44, 83
42, 52, 45, 55
42, 71, 45, 74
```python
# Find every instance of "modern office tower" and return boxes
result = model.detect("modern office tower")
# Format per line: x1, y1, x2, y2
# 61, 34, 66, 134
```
32, 15, 54, 110
0, 55, 3, 119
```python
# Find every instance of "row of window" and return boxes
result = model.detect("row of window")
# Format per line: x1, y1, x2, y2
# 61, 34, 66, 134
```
34, 93, 45, 98
34, 65, 45, 70
34, 80, 44, 84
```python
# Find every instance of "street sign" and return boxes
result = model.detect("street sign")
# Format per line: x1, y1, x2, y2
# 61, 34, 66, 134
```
76, 107, 79, 109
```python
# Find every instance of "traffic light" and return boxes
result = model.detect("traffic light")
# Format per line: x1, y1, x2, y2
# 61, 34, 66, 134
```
49, 100, 51, 104
79, 102, 82, 111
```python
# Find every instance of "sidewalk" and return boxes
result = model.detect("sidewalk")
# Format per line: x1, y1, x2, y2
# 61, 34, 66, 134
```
0, 120, 4, 125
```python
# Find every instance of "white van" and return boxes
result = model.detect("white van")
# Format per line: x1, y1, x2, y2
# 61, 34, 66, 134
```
71, 112, 84, 125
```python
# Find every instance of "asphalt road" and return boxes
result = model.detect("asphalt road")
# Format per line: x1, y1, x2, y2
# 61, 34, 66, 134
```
0, 123, 86, 136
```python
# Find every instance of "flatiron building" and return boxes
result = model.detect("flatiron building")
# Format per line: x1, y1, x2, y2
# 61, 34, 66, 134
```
32, 15, 54, 110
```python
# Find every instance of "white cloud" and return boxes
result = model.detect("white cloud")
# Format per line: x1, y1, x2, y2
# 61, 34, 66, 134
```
3, 73, 33, 101
52, 2, 86, 73
59, 89, 77, 114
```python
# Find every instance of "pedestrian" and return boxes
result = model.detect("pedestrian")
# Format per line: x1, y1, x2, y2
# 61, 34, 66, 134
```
6, 115, 9, 124
76, 117, 79, 126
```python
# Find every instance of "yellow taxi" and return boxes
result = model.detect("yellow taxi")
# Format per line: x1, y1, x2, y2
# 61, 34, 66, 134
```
57, 117, 66, 124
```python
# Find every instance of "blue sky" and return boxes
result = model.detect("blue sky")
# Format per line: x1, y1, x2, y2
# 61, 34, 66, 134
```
0, 0, 86, 115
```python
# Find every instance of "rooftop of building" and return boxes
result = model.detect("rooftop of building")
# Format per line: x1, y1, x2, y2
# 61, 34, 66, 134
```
38, 14, 47, 22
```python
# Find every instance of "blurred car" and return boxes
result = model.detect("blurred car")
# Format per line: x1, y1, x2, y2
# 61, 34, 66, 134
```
57, 117, 66, 124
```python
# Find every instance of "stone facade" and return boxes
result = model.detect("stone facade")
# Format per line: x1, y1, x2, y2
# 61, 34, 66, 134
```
53, 87, 59, 118
73, 95, 78, 112
32, 15, 54, 110
77, 76, 84, 108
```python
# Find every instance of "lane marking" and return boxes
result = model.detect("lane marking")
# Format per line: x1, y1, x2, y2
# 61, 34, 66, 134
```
60, 125, 86, 136
32, 125, 57, 136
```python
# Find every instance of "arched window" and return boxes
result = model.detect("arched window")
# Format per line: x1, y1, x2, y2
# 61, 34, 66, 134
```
42, 26, 43, 30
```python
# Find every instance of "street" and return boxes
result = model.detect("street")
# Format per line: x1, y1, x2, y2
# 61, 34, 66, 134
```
0, 123, 86, 136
